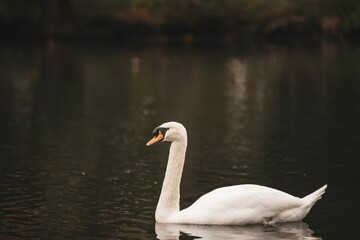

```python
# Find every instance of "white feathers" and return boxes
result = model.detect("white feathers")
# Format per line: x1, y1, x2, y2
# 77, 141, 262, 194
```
148, 121, 327, 225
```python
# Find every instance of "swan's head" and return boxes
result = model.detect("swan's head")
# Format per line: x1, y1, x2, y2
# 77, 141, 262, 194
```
146, 121, 187, 146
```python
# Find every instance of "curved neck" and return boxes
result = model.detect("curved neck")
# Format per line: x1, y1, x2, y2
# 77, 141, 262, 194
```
156, 139, 187, 221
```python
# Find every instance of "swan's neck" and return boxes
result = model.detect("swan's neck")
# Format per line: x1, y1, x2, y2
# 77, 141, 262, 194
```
156, 139, 187, 221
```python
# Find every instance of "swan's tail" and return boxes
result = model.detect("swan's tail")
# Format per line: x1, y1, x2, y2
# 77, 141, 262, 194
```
302, 184, 327, 207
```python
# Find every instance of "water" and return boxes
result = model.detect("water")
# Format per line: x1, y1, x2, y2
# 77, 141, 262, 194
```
0, 40, 359, 239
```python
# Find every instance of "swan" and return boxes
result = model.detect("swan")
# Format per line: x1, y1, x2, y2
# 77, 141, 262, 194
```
146, 121, 327, 225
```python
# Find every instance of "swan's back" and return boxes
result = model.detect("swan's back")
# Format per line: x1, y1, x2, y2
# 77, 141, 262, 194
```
171, 184, 326, 225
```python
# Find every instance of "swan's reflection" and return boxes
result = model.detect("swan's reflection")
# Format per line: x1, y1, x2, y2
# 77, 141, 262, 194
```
156, 221, 321, 240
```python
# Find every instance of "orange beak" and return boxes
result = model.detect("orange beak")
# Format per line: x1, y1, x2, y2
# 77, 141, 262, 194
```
146, 131, 164, 146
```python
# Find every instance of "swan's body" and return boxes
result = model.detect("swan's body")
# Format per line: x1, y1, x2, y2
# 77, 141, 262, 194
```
147, 122, 327, 225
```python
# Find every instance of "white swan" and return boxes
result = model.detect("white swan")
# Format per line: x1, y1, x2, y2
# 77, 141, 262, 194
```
147, 121, 327, 225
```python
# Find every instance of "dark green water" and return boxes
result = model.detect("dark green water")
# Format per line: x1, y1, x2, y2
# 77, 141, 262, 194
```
0, 41, 359, 239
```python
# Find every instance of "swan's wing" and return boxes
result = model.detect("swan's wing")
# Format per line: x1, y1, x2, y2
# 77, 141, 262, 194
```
176, 184, 303, 225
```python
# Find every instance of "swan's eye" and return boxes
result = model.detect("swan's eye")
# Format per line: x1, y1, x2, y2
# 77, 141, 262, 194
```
153, 127, 169, 137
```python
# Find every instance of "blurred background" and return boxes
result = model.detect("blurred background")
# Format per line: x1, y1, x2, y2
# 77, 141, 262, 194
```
1, 1, 360, 240
1, 0, 359, 41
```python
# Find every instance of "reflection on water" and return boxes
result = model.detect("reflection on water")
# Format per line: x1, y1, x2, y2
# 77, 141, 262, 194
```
156, 222, 320, 240
0, 41, 360, 239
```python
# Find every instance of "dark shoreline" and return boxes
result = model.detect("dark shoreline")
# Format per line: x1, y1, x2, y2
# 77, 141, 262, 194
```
1, 0, 359, 44
1, 32, 359, 46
